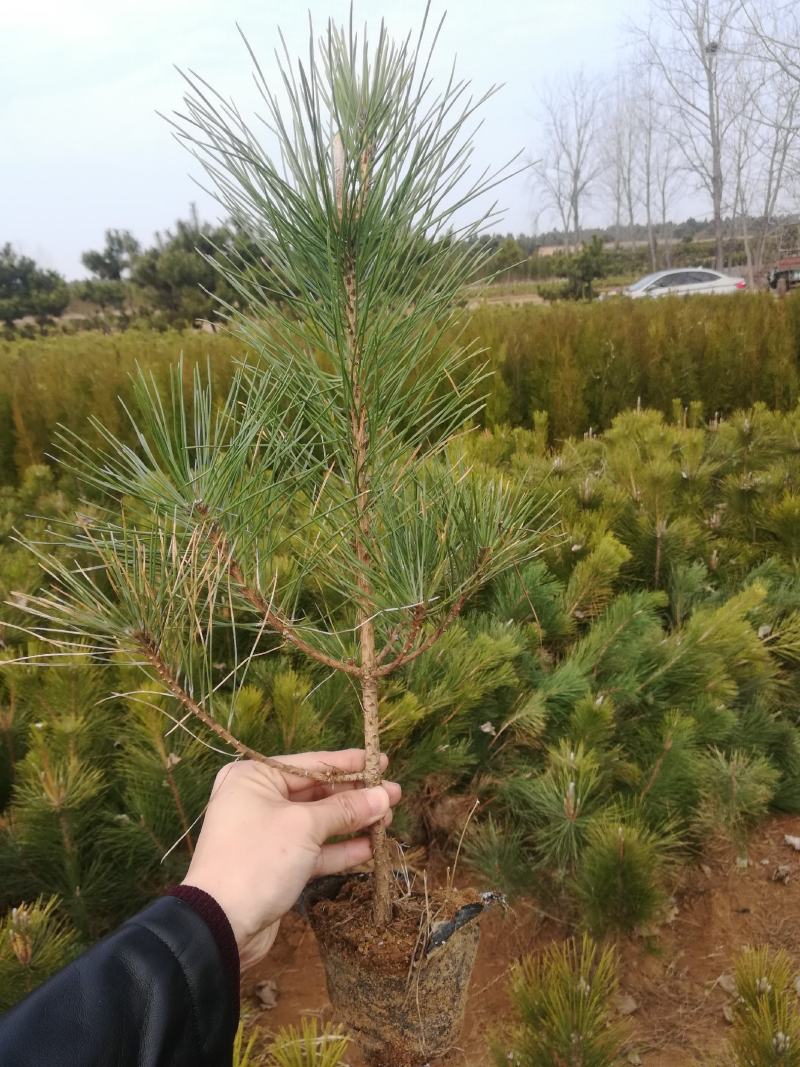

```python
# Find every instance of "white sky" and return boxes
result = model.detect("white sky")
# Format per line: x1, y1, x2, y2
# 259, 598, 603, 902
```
3, 0, 651, 278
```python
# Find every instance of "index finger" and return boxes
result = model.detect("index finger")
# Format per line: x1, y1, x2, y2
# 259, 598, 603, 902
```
277, 749, 388, 793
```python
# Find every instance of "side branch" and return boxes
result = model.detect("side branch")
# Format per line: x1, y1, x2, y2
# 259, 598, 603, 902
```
134, 632, 366, 784
376, 593, 469, 676
195, 504, 362, 679
375, 603, 426, 666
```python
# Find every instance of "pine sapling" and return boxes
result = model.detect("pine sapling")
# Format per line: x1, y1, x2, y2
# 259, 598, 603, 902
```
730, 946, 800, 1067
15, 8, 553, 943
490, 934, 627, 1067
0, 896, 79, 1011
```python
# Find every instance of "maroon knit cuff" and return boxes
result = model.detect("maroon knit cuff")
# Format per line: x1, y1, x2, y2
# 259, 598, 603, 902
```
164, 884, 240, 1015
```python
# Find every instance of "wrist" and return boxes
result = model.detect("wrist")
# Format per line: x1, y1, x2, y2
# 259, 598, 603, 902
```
179, 876, 248, 946
165, 884, 241, 994
179, 874, 279, 969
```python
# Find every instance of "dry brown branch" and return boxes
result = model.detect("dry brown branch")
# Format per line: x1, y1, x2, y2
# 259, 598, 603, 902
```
135, 632, 367, 784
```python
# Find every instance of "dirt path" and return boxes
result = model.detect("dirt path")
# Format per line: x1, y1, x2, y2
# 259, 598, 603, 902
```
245, 814, 800, 1065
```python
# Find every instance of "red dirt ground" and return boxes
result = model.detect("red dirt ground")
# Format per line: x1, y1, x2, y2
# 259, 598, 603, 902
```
244, 814, 800, 1065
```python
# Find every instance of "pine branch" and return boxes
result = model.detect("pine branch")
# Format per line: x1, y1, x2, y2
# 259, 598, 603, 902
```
196, 503, 363, 679
134, 633, 366, 784
375, 603, 426, 666
376, 592, 469, 676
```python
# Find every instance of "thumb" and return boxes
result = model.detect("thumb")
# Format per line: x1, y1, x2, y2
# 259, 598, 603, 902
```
308, 785, 390, 843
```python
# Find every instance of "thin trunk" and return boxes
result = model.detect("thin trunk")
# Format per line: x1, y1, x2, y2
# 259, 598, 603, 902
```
573, 194, 581, 249
740, 205, 754, 289
345, 244, 392, 927
626, 188, 636, 246
660, 188, 672, 269
707, 63, 725, 270
644, 141, 657, 270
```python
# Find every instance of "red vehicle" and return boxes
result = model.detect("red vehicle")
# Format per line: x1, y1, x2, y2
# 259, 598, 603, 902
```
769, 255, 800, 296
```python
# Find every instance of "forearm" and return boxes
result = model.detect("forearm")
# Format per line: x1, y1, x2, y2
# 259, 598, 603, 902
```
0, 893, 239, 1067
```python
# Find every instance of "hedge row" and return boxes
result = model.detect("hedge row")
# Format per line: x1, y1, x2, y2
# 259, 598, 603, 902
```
1, 292, 797, 484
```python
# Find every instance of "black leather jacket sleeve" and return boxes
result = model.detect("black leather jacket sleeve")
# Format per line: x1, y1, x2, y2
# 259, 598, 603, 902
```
0, 892, 239, 1067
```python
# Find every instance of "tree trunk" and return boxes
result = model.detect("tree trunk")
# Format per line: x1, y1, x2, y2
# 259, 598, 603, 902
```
346, 251, 393, 929
360, 626, 392, 927
706, 59, 725, 270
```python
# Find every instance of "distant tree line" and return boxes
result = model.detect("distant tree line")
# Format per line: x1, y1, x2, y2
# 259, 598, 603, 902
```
0, 245, 70, 327
0, 203, 795, 338
0, 206, 271, 334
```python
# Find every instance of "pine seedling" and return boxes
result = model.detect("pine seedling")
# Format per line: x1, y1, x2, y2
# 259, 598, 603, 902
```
16, 12, 554, 930
730, 946, 800, 1067
577, 816, 672, 935
503, 741, 606, 873
114, 690, 218, 870
462, 816, 534, 898
490, 934, 627, 1067
636, 710, 701, 829
267, 1019, 350, 1067
2, 728, 108, 936
694, 748, 779, 857
0, 652, 38, 807
233, 1020, 264, 1067
0, 896, 79, 1010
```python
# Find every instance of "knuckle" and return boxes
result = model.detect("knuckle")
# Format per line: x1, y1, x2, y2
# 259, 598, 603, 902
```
336, 790, 362, 828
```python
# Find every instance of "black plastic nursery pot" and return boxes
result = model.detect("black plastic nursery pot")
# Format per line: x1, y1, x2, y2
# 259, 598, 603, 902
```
302, 874, 498, 1067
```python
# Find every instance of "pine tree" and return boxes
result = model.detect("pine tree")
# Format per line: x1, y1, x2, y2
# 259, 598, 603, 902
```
0, 896, 79, 1011
18, 12, 553, 929
730, 946, 800, 1067
490, 934, 627, 1067
460, 408, 800, 927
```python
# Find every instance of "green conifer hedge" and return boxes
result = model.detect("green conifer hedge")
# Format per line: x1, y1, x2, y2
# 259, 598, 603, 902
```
1, 293, 798, 483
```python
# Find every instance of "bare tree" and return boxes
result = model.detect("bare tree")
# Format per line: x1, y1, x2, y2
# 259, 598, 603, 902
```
653, 127, 682, 266
739, 1, 800, 273
751, 66, 800, 268
602, 72, 641, 250
742, 1, 800, 84
635, 0, 746, 269
635, 62, 677, 269
727, 71, 761, 283
533, 69, 605, 250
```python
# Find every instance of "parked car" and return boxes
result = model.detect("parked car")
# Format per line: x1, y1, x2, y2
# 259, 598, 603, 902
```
768, 256, 800, 296
624, 268, 747, 299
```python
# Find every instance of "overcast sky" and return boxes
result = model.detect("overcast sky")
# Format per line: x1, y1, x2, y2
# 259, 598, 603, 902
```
3, 0, 650, 278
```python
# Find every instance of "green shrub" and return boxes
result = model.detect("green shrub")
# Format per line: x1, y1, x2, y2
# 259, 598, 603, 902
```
0, 896, 79, 1010
695, 748, 780, 854
490, 934, 627, 1067
730, 946, 800, 1067
577, 818, 671, 935
1, 295, 798, 483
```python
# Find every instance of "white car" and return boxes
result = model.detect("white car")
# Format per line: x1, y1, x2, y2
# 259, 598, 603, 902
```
625, 268, 747, 299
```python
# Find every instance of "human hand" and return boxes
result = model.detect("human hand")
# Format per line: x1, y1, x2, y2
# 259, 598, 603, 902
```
181, 750, 400, 970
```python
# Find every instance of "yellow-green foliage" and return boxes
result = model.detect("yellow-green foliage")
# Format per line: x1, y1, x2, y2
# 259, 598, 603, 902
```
470, 293, 799, 438
730, 947, 800, 1067
8, 396, 800, 992
491, 934, 627, 1067
2, 294, 798, 483
0, 896, 79, 1010
267, 1020, 350, 1067
0, 330, 243, 481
